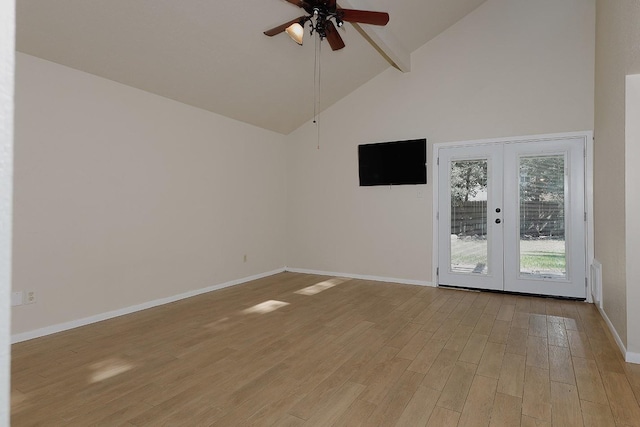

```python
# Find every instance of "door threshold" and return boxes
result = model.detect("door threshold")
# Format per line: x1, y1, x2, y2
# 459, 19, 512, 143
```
437, 284, 586, 301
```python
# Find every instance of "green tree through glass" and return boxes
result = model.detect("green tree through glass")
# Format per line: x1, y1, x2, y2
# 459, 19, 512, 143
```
450, 160, 487, 204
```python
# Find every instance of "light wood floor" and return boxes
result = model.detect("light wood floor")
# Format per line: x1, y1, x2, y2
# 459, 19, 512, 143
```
11, 272, 640, 426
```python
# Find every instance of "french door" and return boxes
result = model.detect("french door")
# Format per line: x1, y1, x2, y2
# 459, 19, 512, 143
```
437, 137, 586, 298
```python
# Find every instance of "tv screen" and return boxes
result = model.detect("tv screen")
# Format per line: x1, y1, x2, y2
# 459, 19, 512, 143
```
358, 138, 427, 186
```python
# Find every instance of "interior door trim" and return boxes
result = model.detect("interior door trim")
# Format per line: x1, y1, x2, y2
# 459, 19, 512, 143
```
432, 131, 594, 301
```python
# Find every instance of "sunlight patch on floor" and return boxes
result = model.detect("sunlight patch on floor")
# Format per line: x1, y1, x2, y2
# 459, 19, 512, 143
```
89, 358, 134, 383
242, 300, 290, 315
294, 277, 349, 296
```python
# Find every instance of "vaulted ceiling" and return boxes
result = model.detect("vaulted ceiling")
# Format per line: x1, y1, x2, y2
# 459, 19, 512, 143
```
16, 0, 487, 134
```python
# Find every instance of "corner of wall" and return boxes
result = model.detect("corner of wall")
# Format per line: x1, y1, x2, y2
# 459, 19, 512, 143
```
596, 303, 628, 361
0, 0, 15, 421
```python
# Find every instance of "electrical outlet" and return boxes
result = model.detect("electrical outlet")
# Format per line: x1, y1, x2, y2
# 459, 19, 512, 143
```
24, 291, 36, 305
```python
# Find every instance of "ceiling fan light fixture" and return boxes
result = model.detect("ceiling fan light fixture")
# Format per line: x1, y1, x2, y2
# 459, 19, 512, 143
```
335, 17, 344, 27
286, 22, 305, 45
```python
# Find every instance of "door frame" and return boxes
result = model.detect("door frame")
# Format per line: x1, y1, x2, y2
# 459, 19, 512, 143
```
432, 131, 594, 301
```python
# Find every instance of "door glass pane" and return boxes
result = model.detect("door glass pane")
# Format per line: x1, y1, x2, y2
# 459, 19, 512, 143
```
450, 159, 489, 274
519, 155, 567, 279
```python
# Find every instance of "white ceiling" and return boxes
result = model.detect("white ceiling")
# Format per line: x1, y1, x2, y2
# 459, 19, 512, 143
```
16, 0, 487, 134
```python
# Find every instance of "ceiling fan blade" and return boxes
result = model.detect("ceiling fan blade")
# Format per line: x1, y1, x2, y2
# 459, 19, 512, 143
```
284, 0, 306, 7
326, 0, 337, 11
284, 0, 313, 13
324, 21, 345, 51
264, 17, 305, 36
338, 9, 389, 26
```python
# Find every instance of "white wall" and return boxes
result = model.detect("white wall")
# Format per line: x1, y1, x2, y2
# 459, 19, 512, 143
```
595, 0, 640, 355
626, 74, 640, 358
0, 0, 15, 421
286, 0, 595, 282
12, 53, 287, 336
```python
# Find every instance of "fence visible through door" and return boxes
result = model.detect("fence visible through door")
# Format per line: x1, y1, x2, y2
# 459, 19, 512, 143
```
436, 136, 587, 299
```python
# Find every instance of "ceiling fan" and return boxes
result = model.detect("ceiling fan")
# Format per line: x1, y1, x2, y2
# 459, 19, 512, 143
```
264, 0, 389, 51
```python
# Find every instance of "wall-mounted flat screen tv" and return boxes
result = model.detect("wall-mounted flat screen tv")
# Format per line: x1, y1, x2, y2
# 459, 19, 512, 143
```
358, 138, 427, 186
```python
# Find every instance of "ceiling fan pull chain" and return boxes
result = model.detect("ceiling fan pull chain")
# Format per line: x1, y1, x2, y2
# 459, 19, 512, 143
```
313, 33, 318, 124
317, 38, 321, 150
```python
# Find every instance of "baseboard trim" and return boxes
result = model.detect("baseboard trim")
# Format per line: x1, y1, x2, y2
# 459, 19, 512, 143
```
595, 303, 635, 363
11, 268, 286, 344
627, 351, 640, 364
285, 267, 433, 287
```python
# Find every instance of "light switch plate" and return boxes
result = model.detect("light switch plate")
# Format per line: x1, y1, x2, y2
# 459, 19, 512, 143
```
11, 291, 23, 307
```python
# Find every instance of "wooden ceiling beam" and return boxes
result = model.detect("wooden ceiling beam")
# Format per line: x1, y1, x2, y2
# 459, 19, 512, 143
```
339, 0, 411, 72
